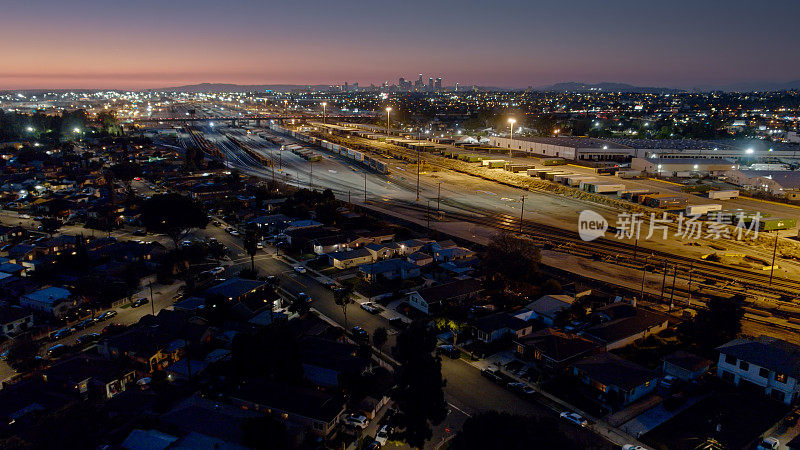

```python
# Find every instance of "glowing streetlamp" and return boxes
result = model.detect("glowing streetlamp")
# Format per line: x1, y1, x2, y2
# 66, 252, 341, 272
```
386, 107, 392, 133
507, 118, 516, 156
73, 127, 80, 133
745, 148, 754, 155
321, 102, 327, 124
26, 126, 34, 133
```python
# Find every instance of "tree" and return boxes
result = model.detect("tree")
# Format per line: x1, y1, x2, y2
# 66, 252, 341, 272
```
287, 293, 311, 317
451, 412, 579, 450
333, 284, 354, 328
243, 231, 259, 273
481, 232, 541, 288
241, 416, 290, 450
392, 321, 448, 448
140, 193, 208, 249
38, 217, 62, 236
435, 318, 466, 346
230, 324, 303, 382
686, 295, 744, 352
373, 326, 388, 354
109, 161, 142, 196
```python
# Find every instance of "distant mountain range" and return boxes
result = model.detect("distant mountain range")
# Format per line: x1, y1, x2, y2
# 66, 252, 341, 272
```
539, 82, 683, 94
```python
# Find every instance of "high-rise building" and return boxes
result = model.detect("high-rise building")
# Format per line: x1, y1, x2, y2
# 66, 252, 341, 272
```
435, 77, 442, 90
428, 77, 434, 89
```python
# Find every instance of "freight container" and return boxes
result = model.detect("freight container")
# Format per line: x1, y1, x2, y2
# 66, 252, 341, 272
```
527, 169, 549, 177
619, 189, 650, 199
552, 173, 576, 183
616, 170, 642, 179
645, 195, 688, 209
708, 190, 739, 200
742, 217, 797, 232
504, 163, 535, 173
541, 157, 566, 166
482, 159, 507, 168
566, 176, 597, 187
582, 181, 627, 194
685, 204, 723, 216
541, 171, 566, 180
547, 172, 573, 181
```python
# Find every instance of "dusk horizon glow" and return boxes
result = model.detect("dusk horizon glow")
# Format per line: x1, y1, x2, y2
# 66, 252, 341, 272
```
2, 0, 800, 90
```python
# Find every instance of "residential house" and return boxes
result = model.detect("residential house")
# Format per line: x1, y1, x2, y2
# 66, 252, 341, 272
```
364, 242, 398, 260
327, 248, 373, 269
300, 337, 372, 388
407, 251, 434, 267
248, 214, 293, 235
202, 277, 269, 303
514, 328, 599, 371
42, 355, 136, 399
310, 235, 350, 255
395, 239, 431, 256
662, 351, 712, 381
521, 294, 575, 326
406, 278, 483, 315
571, 352, 659, 406
230, 379, 346, 438
474, 313, 533, 343
20, 286, 73, 318
580, 303, 670, 350
347, 230, 395, 248
433, 245, 476, 263
358, 258, 421, 282
0, 306, 33, 337
716, 336, 800, 404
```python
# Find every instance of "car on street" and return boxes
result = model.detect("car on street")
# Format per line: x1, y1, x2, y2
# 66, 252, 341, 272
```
351, 326, 369, 342
343, 414, 369, 429
622, 446, 646, 450
388, 317, 407, 329
374, 425, 390, 446
75, 318, 94, 330
209, 266, 225, 275
132, 229, 147, 236
96, 310, 117, 321
757, 437, 780, 450
559, 411, 588, 427
365, 442, 381, 450
293, 265, 307, 274
51, 329, 72, 341
46, 344, 71, 358
360, 302, 380, 314
298, 292, 312, 303
76, 333, 100, 346
436, 344, 461, 359
660, 375, 677, 389
132, 297, 149, 308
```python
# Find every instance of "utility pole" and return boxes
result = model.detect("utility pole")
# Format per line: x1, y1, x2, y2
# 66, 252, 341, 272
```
687, 263, 694, 306
769, 232, 779, 286
669, 266, 677, 310
364, 172, 367, 204
437, 181, 442, 212
149, 281, 155, 317
416, 148, 421, 202
427, 200, 431, 229
660, 260, 668, 304
632, 236, 639, 261
309, 160, 313, 190
519, 196, 526, 233
639, 257, 648, 301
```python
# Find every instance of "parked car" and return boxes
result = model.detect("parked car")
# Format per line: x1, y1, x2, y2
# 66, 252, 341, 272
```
96, 310, 116, 321
559, 411, 588, 427
374, 425, 390, 446
481, 365, 503, 383
360, 302, 380, 314
365, 442, 381, 450
76, 333, 100, 346
343, 414, 369, 429
298, 292, 312, 303
293, 265, 307, 274
660, 375, 677, 390
388, 317, 407, 329
75, 318, 94, 330
132, 297, 149, 308
351, 326, 369, 342
209, 266, 225, 275
436, 344, 461, 359
758, 437, 780, 450
46, 344, 71, 358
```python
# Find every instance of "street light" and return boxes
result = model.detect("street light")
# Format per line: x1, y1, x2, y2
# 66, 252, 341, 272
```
386, 107, 392, 133
26, 126, 34, 133
508, 118, 516, 156
321, 102, 327, 124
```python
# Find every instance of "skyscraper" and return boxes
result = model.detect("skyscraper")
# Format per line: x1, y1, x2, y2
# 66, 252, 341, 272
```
435, 77, 442, 90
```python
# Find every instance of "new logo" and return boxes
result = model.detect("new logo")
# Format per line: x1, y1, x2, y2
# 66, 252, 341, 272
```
578, 210, 608, 241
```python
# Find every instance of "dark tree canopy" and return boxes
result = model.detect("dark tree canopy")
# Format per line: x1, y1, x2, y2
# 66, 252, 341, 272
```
451, 412, 579, 450
140, 193, 208, 248
391, 321, 448, 448
230, 324, 304, 382
481, 232, 541, 287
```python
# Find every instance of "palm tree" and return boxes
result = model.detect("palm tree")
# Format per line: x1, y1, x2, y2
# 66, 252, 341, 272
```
333, 284, 354, 328
243, 231, 259, 272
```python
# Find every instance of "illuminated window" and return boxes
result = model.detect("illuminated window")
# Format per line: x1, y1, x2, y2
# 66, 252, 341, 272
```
776, 373, 788, 383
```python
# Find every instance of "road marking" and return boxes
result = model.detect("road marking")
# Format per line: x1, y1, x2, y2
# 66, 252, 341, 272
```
448, 403, 472, 418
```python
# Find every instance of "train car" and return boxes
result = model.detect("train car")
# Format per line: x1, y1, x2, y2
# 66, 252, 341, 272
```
582, 181, 627, 194
541, 157, 566, 166
708, 190, 739, 200
685, 204, 723, 216
645, 195, 688, 209
748, 217, 797, 232
616, 170, 642, 179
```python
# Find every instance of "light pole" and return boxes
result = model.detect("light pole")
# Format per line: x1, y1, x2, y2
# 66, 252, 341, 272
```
507, 118, 516, 156
519, 195, 526, 233
416, 148, 421, 202
321, 102, 327, 124
437, 181, 442, 212
769, 233, 779, 286
386, 107, 392, 134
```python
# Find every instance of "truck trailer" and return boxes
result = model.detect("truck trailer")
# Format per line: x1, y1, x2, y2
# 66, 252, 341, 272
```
708, 190, 739, 200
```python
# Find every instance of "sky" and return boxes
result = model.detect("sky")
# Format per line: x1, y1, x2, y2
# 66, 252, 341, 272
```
1, 0, 799, 90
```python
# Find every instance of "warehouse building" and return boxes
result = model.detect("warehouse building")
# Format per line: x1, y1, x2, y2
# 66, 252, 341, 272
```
631, 157, 736, 177
724, 169, 800, 195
